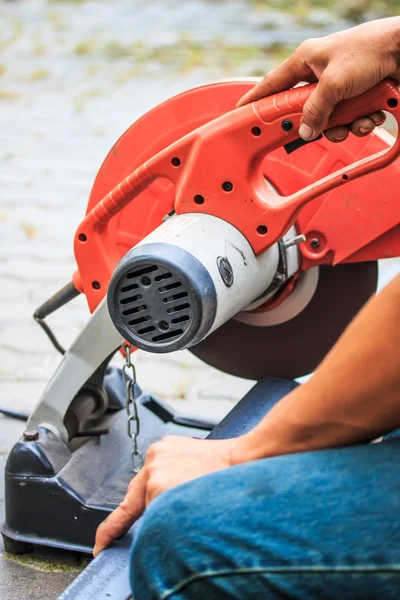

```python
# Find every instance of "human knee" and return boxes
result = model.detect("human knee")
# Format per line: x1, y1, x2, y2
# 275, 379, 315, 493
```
130, 486, 196, 599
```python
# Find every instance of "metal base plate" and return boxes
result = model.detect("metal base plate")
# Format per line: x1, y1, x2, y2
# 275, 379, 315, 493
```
2, 373, 297, 558
2, 370, 210, 555
191, 262, 378, 380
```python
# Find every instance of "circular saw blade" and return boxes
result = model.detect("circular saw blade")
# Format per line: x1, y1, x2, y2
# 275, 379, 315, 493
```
190, 262, 378, 380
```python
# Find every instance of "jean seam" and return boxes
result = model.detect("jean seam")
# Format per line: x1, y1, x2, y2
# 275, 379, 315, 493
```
159, 565, 400, 600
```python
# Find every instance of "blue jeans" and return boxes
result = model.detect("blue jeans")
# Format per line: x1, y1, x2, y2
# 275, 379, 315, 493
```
130, 438, 400, 599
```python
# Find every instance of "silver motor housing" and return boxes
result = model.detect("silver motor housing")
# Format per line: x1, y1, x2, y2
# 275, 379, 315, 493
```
107, 214, 280, 353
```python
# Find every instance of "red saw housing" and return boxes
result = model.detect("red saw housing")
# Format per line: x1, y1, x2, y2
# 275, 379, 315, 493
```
72, 78, 400, 313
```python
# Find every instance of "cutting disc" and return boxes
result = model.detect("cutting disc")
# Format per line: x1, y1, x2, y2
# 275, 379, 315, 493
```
190, 261, 378, 380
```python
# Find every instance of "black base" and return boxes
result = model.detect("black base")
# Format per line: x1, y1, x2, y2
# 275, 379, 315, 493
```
2, 369, 297, 555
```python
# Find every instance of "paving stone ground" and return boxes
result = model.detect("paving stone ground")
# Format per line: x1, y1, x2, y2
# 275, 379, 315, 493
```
1, 1, 400, 598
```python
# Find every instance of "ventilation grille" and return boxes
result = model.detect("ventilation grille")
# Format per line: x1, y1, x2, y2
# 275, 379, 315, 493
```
115, 263, 195, 348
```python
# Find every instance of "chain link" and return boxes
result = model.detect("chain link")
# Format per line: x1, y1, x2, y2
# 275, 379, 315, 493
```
122, 344, 143, 474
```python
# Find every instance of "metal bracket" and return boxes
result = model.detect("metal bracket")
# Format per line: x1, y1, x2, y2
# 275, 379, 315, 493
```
27, 298, 123, 442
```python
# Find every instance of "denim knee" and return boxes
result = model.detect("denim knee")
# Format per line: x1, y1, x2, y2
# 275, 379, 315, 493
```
130, 486, 196, 600
129, 447, 400, 600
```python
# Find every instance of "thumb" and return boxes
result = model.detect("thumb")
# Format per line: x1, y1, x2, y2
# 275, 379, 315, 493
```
299, 76, 343, 140
93, 469, 147, 556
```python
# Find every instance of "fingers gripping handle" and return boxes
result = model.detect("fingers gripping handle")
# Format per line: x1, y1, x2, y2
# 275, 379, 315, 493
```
322, 79, 400, 133
255, 79, 400, 131
253, 79, 400, 237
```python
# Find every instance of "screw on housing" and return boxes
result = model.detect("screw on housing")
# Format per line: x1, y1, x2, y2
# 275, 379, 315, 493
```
310, 238, 321, 250
217, 257, 234, 287
23, 429, 39, 441
282, 120, 293, 131
222, 181, 233, 192
273, 273, 285, 284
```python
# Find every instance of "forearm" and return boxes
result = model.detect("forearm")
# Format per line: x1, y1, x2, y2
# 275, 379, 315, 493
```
230, 273, 400, 465
386, 16, 400, 63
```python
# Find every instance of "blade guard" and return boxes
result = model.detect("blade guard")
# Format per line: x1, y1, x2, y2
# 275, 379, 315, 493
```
75, 79, 400, 310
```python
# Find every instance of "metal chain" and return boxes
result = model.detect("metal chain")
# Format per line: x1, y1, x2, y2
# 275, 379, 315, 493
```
122, 344, 143, 474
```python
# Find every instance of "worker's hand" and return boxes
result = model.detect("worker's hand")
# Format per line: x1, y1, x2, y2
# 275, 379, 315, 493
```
93, 436, 235, 557
237, 17, 400, 143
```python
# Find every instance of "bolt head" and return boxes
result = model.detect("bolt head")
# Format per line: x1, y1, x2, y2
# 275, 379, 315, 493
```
217, 257, 234, 287
141, 275, 152, 287
273, 273, 285, 284
282, 119, 293, 131
310, 238, 321, 250
23, 429, 39, 442
159, 320, 169, 331
222, 181, 233, 192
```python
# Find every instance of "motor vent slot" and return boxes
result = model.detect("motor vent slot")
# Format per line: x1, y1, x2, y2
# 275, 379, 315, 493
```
163, 291, 188, 303
167, 303, 190, 314
138, 325, 156, 335
121, 283, 139, 293
154, 272, 172, 282
120, 294, 143, 305
113, 261, 195, 350
172, 315, 190, 324
126, 265, 158, 279
128, 315, 151, 326
159, 281, 181, 291
152, 329, 184, 343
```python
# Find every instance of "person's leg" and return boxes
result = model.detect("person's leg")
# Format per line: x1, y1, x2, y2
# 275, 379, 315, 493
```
131, 439, 400, 600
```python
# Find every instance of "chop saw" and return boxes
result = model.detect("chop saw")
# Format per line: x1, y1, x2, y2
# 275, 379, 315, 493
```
3, 78, 400, 554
